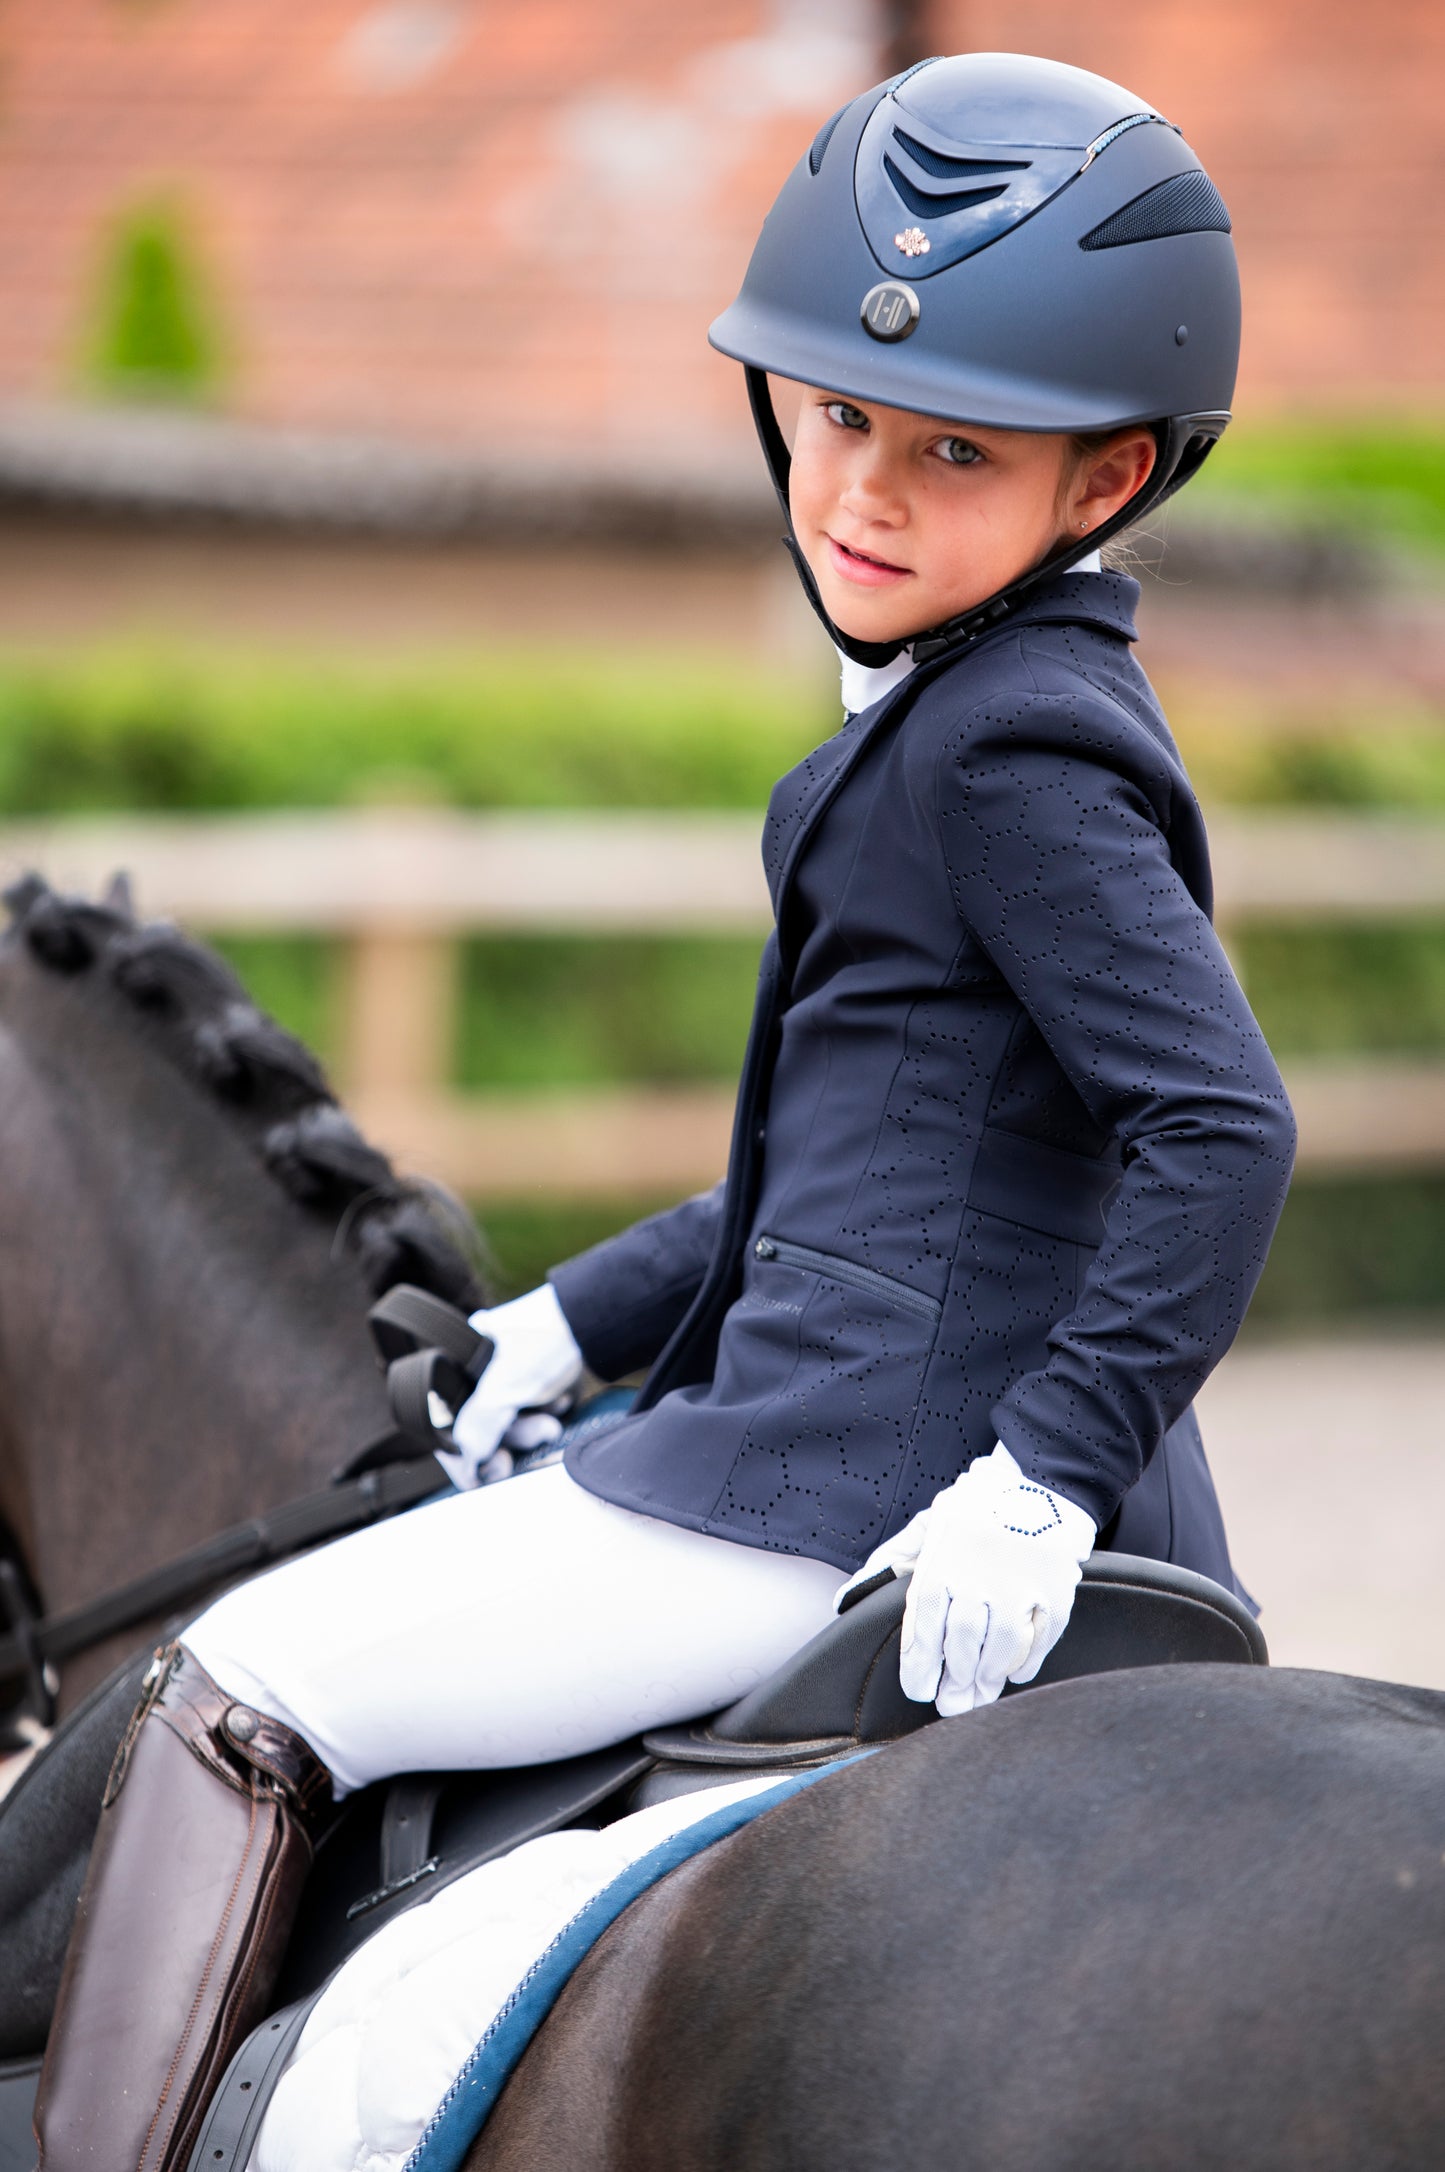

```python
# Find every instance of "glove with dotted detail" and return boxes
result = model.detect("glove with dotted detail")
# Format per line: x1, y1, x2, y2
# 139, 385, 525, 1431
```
837, 1442, 1096, 1715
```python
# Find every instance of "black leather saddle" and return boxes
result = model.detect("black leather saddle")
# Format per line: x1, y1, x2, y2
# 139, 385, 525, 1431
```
638, 1551, 1264, 1804
278, 1549, 1265, 1999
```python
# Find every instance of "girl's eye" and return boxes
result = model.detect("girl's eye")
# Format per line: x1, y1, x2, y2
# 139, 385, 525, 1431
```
936, 436, 983, 466
825, 401, 869, 431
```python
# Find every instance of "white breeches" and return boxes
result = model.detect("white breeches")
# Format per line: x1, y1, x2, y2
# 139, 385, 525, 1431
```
186, 1463, 844, 1795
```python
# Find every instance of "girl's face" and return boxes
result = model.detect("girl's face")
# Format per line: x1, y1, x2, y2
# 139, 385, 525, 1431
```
787, 389, 1156, 646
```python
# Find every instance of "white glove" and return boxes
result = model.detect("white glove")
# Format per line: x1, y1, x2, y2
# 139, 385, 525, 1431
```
440, 1283, 584, 1490
836, 1443, 1095, 1716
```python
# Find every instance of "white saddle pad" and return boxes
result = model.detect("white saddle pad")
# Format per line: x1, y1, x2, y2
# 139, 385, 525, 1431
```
254, 1772, 789, 2172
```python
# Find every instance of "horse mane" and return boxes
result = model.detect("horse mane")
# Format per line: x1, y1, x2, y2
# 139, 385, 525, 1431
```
2, 873, 487, 1310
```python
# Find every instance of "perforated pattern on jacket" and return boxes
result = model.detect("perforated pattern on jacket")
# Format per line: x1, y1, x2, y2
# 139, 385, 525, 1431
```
559, 576, 1296, 1580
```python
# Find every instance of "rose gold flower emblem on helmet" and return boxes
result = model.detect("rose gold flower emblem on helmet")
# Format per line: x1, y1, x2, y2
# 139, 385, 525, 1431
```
894, 226, 931, 258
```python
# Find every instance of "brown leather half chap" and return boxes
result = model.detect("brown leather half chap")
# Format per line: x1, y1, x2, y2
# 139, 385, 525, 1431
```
34, 1641, 332, 2172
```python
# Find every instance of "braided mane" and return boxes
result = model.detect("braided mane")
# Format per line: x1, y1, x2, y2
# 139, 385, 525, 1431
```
2, 873, 486, 1310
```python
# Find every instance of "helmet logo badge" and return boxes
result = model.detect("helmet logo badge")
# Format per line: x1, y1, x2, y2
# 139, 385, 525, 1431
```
894, 226, 931, 258
860, 281, 921, 343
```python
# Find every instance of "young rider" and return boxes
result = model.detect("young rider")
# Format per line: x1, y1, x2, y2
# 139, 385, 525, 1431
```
36, 52, 1295, 2172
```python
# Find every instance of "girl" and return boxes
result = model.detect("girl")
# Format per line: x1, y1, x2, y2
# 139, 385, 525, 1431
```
37, 52, 1294, 2172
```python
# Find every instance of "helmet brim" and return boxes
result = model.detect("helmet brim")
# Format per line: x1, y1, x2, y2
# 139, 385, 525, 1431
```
709, 297, 1174, 436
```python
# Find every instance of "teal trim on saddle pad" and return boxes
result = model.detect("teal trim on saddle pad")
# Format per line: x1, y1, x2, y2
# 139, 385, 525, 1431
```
403, 1754, 872, 2172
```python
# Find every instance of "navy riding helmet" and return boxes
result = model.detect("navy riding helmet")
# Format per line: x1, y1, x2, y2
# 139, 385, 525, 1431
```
709, 52, 1240, 664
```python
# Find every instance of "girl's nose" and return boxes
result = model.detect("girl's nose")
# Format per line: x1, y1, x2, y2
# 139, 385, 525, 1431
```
840, 448, 907, 526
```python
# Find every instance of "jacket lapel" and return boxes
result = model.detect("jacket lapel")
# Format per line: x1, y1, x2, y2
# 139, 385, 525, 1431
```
763, 677, 919, 962
763, 573, 1139, 956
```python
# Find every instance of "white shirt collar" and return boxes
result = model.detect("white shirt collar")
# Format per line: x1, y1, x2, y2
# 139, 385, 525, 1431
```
837, 644, 918, 719
836, 552, 1104, 717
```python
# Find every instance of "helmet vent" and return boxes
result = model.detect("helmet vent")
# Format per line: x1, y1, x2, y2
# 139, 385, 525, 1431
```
1080, 170, 1231, 251
883, 155, 1009, 222
891, 128, 1030, 182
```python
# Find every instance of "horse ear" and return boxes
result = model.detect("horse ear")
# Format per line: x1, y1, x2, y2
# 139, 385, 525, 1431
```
103, 871, 136, 920
3, 871, 49, 927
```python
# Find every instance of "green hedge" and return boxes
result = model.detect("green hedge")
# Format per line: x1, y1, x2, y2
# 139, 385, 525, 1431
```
1187, 418, 1445, 560
0, 648, 822, 817
3, 642, 1443, 815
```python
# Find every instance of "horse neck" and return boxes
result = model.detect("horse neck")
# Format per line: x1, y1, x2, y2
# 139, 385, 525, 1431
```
0, 946, 396, 1694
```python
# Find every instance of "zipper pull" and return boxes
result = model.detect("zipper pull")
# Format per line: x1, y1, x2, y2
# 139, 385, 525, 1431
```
754, 1237, 776, 1260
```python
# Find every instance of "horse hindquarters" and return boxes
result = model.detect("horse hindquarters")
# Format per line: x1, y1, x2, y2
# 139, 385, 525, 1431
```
473, 1667, 1445, 2172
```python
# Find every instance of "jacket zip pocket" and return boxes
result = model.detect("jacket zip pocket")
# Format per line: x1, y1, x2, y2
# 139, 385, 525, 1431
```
753, 1235, 942, 1327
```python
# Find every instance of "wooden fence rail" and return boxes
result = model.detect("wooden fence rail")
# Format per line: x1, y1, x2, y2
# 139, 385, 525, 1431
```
3, 807, 1444, 1193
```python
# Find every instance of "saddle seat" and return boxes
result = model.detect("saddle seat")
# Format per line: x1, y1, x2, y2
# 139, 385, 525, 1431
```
634, 1551, 1265, 1807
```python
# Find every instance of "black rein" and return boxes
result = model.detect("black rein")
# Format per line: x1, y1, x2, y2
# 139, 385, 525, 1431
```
0, 1454, 446, 1724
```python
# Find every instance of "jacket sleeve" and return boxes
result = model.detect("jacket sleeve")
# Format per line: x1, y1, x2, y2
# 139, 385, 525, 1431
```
547, 1182, 726, 1382
935, 691, 1297, 1531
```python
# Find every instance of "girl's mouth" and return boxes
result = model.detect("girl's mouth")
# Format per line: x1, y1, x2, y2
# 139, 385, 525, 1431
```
825, 534, 911, 589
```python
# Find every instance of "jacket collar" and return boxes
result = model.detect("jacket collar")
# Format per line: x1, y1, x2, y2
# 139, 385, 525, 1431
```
840, 569, 1140, 721
766, 569, 1141, 927
1000, 567, 1140, 643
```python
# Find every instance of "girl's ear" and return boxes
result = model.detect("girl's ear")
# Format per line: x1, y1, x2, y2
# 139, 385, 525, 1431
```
1070, 429, 1157, 531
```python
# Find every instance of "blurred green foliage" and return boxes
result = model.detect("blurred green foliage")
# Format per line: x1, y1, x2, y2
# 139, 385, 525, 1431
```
1246, 1172, 1445, 1328
470, 1197, 677, 1304
1193, 731, 1445, 810
0, 648, 820, 816
455, 936, 760, 1091
2, 642, 1442, 1323
1189, 418, 1445, 558
3, 642, 1443, 819
84, 197, 221, 401
1239, 924, 1445, 1058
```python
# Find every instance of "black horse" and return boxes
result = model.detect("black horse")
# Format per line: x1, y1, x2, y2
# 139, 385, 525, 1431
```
0, 874, 481, 1724
1, 882, 1443, 2171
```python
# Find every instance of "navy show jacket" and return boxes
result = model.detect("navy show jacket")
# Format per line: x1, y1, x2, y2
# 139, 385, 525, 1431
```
553, 572, 1296, 1589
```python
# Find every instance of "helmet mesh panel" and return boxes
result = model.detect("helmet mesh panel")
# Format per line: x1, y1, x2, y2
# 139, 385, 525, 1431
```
809, 102, 848, 176
1080, 169, 1230, 250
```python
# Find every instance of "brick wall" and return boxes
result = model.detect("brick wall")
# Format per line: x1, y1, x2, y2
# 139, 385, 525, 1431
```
0, 0, 1437, 466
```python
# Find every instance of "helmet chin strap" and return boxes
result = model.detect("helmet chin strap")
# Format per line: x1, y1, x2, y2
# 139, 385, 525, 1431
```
743, 368, 1228, 668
